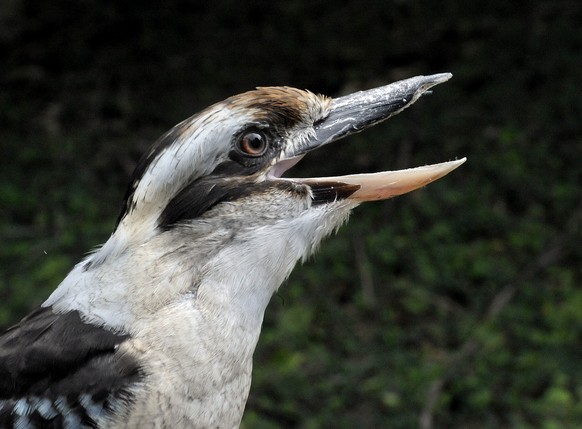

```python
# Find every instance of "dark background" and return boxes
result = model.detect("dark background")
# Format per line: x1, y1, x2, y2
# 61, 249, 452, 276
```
1, 1, 581, 428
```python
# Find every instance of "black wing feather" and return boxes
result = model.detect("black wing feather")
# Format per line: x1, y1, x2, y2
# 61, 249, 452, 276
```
0, 307, 143, 428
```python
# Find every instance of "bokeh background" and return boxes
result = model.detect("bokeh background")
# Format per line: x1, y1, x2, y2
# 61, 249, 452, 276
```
1, 1, 581, 428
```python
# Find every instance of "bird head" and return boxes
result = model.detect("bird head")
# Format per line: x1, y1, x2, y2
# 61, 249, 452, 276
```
112, 73, 464, 250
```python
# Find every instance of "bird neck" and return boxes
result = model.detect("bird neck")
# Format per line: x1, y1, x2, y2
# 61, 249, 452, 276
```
42, 220, 293, 333
44, 201, 354, 336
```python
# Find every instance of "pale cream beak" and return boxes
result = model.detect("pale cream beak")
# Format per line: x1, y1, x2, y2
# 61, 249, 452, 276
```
303, 158, 466, 202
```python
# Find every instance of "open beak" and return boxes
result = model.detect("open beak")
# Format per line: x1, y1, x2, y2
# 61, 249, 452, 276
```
284, 73, 466, 203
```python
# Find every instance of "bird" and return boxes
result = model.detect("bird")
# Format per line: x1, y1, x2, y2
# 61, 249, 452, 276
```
0, 73, 465, 429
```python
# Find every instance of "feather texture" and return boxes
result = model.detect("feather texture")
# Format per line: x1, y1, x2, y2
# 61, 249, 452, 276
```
0, 307, 142, 428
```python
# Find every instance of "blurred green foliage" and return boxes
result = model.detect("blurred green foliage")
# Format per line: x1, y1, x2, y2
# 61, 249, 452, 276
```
1, 1, 580, 428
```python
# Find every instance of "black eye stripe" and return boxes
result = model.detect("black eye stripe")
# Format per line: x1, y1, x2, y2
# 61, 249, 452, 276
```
158, 179, 308, 230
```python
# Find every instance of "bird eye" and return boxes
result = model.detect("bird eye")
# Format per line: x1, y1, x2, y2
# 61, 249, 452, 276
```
237, 131, 268, 157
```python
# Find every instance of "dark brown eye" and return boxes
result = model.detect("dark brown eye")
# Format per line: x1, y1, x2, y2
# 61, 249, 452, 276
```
238, 132, 267, 157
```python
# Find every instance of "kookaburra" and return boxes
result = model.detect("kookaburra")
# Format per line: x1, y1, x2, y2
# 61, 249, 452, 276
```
0, 74, 464, 428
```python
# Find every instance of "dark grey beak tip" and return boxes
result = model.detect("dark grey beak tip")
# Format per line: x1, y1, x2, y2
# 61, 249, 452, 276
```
297, 73, 452, 154
332, 72, 453, 111
420, 72, 453, 87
